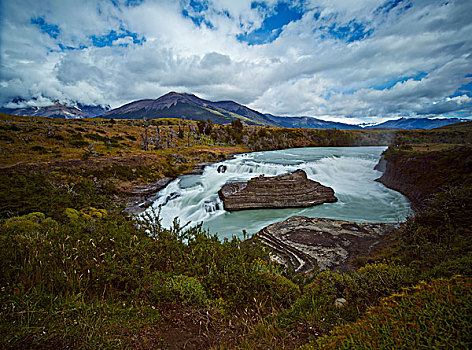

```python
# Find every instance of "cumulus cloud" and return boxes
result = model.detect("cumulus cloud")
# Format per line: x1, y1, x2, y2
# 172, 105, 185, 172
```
0, 0, 471, 122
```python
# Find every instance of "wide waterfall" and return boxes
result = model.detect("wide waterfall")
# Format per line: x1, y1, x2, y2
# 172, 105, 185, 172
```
144, 146, 410, 240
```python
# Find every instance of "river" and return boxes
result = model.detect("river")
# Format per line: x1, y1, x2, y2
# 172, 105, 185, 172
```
144, 146, 410, 240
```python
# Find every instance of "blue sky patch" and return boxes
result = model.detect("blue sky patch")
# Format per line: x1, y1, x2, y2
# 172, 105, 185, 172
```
237, 2, 304, 45
31, 17, 60, 39
188, 0, 208, 13
181, 9, 213, 28
450, 80, 472, 98
58, 43, 88, 51
374, 0, 411, 16
322, 20, 372, 43
181, 0, 213, 27
89, 29, 145, 47
372, 72, 427, 90
125, 0, 144, 7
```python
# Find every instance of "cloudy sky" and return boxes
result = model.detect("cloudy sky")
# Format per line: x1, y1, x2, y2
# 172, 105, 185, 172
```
1, 0, 471, 123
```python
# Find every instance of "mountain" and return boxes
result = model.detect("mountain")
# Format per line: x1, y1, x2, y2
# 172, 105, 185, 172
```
366, 117, 468, 130
102, 92, 358, 128
265, 114, 361, 129
209, 101, 277, 126
0, 102, 110, 119
101, 92, 279, 126
76, 103, 111, 117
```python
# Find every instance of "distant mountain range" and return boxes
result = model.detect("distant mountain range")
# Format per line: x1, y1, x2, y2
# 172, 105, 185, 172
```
266, 114, 361, 129
1, 92, 469, 130
0, 102, 110, 119
366, 117, 468, 130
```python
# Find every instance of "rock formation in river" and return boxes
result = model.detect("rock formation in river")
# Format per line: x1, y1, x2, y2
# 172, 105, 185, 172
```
218, 169, 337, 211
257, 216, 396, 273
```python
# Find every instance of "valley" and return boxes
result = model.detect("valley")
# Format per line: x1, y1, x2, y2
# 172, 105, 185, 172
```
0, 114, 471, 349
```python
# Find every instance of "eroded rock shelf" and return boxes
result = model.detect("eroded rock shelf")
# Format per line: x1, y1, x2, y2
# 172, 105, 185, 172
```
257, 216, 397, 273
218, 169, 337, 211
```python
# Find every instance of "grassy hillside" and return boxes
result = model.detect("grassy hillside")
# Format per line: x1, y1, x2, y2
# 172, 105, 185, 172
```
1, 114, 471, 349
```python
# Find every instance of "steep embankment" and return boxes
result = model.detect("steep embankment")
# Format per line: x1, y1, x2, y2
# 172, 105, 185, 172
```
376, 146, 472, 213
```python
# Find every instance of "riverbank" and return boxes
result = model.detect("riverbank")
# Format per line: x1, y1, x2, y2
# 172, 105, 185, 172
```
375, 146, 472, 213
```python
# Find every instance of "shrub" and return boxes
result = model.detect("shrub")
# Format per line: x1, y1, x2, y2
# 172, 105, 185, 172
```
277, 262, 416, 332
2, 212, 57, 236
422, 255, 472, 280
310, 276, 472, 349
69, 140, 89, 148
395, 185, 472, 266
30, 145, 47, 153
154, 274, 209, 306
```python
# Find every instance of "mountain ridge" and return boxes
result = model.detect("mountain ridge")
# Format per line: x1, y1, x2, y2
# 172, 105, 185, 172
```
366, 117, 468, 130
1, 92, 469, 129
0, 102, 110, 119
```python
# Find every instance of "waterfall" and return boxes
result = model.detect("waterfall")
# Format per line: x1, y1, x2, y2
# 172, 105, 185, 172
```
144, 146, 410, 239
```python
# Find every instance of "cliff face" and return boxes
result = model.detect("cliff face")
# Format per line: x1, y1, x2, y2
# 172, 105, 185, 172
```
218, 169, 337, 211
375, 155, 430, 213
375, 147, 472, 213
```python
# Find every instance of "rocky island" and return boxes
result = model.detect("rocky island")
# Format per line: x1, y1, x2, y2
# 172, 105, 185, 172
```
257, 216, 397, 273
218, 169, 337, 211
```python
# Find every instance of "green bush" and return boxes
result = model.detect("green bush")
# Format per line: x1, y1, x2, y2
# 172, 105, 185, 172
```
2, 212, 57, 236
0, 169, 115, 220
421, 255, 472, 280
396, 185, 472, 266
30, 145, 47, 153
310, 276, 472, 349
277, 262, 415, 332
156, 274, 209, 306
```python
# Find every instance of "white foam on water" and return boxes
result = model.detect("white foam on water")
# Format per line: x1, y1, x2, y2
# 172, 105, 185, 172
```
144, 146, 410, 239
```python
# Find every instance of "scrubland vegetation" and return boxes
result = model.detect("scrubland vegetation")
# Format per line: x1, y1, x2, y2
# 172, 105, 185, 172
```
0, 114, 471, 348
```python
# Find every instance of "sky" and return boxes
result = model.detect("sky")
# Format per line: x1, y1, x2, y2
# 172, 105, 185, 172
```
0, 0, 471, 124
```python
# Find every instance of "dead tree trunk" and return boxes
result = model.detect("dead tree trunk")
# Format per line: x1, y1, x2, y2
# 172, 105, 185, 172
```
141, 119, 150, 151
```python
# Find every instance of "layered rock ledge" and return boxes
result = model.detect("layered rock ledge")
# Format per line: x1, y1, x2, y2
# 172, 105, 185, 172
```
257, 216, 397, 273
218, 169, 337, 211
124, 177, 173, 214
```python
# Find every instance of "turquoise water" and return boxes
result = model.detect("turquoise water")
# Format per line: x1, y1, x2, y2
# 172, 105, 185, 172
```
145, 146, 411, 240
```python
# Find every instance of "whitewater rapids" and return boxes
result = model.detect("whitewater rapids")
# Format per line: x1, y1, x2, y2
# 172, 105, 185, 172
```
143, 146, 410, 240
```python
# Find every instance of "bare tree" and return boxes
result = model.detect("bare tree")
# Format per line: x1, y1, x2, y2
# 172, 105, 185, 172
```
169, 127, 176, 148
140, 118, 150, 151
151, 124, 161, 149
84, 142, 98, 156
45, 121, 55, 138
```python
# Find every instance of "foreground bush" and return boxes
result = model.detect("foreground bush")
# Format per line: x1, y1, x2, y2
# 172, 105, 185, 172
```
278, 262, 416, 331
0, 210, 297, 348
309, 276, 472, 349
